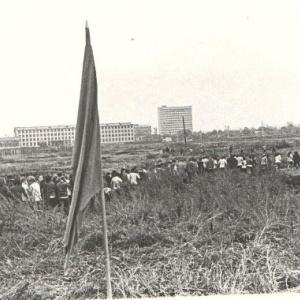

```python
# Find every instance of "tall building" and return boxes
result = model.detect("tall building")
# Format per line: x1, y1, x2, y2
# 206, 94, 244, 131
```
158, 105, 193, 135
14, 123, 136, 147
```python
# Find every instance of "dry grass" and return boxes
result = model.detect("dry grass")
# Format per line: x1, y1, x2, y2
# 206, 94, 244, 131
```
1, 169, 300, 299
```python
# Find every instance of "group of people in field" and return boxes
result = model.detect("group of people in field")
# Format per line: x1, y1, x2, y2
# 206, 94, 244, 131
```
1, 145, 300, 210
150, 145, 300, 184
0, 168, 145, 214
0, 173, 73, 215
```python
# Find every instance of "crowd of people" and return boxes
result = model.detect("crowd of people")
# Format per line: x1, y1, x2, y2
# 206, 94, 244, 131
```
102, 147, 300, 196
1, 146, 300, 213
0, 169, 145, 215
0, 173, 73, 215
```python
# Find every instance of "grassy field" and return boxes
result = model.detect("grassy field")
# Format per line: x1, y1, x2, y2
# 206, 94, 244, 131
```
1, 138, 300, 299
0, 135, 299, 175
1, 170, 300, 299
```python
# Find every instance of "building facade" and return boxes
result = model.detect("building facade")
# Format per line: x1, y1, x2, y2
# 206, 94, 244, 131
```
14, 123, 136, 147
100, 123, 135, 143
0, 137, 21, 155
14, 125, 76, 147
158, 105, 193, 135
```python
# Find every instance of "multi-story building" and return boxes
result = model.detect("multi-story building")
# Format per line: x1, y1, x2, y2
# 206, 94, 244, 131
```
158, 105, 193, 135
14, 125, 76, 147
100, 123, 135, 143
0, 137, 21, 155
14, 122, 136, 147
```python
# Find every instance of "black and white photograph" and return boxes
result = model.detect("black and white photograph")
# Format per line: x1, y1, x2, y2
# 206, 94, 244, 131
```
2, 1, 300, 299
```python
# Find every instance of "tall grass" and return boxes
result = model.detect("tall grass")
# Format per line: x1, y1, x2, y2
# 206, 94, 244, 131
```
1, 170, 300, 299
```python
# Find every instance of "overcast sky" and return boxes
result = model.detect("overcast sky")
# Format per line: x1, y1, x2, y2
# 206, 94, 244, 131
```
1, 0, 300, 136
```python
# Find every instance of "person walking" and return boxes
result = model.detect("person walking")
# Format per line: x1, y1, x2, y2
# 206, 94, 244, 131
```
44, 175, 57, 208
128, 168, 140, 185
178, 159, 187, 183
197, 157, 204, 175
241, 157, 247, 173
27, 176, 43, 209
260, 154, 268, 172
275, 153, 282, 169
0, 177, 17, 201
186, 158, 198, 184
180, 147, 184, 156
293, 151, 300, 169
170, 159, 179, 176
201, 156, 209, 172
206, 156, 214, 173
56, 176, 71, 215
21, 177, 29, 202
227, 154, 237, 169
236, 154, 243, 170
10, 178, 28, 201
37, 175, 47, 201
104, 172, 112, 186
218, 156, 227, 171
103, 182, 112, 202
287, 152, 294, 169
111, 173, 123, 195
247, 155, 257, 174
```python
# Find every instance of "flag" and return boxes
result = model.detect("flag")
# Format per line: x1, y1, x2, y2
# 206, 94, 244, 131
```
64, 23, 102, 255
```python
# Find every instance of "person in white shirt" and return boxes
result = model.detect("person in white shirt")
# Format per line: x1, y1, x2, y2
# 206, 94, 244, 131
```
201, 156, 209, 170
218, 157, 227, 170
241, 157, 247, 172
27, 176, 42, 209
261, 154, 268, 171
213, 158, 218, 169
103, 186, 112, 202
236, 155, 243, 170
129, 169, 140, 185
111, 174, 122, 189
111, 174, 122, 195
275, 153, 282, 169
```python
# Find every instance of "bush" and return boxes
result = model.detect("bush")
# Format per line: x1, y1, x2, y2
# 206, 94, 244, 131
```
276, 139, 292, 149
146, 153, 158, 159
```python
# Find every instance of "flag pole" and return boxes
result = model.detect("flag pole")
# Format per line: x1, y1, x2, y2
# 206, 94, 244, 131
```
86, 17, 112, 298
63, 21, 113, 297
99, 165, 112, 299
64, 250, 71, 276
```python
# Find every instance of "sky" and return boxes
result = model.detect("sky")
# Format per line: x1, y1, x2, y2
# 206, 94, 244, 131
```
1, 0, 300, 136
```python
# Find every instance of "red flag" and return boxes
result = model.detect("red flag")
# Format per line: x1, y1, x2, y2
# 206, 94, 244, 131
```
64, 24, 102, 255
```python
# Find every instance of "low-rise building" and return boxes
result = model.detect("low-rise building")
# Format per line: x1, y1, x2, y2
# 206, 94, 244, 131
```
0, 137, 21, 155
14, 122, 137, 147
14, 125, 76, 147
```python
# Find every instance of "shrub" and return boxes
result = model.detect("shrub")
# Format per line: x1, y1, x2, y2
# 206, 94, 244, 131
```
146, 153, 157, 159
276, 139, 292, 149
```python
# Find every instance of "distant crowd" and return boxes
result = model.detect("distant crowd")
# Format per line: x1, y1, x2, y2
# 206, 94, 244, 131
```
0, 145, 299, 215
0, 173, 74, 215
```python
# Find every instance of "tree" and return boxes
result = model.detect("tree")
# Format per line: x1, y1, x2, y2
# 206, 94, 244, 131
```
242, 127, 252, 136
